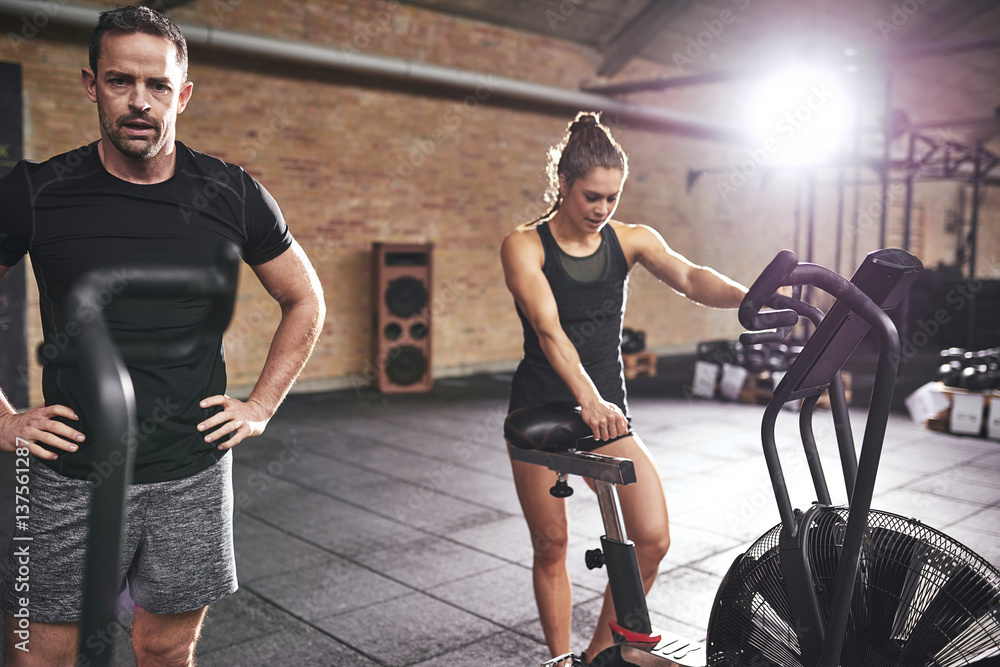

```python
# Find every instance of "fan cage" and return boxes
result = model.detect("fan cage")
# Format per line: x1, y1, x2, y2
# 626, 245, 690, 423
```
707, 506, 1000, 667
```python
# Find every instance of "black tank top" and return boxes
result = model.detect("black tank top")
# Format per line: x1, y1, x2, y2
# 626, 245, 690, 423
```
508, 221, 631, 417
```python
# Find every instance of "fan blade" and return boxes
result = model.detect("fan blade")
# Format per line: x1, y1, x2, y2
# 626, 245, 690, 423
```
840, 526, 923, 666
709, 536, 806, 666
897, 561, 1000, 665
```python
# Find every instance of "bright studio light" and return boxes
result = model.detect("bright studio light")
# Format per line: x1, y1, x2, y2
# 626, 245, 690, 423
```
744, 65, 852, 166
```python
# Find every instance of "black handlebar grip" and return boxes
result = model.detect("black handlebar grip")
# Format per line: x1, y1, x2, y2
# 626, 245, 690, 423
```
739, 249, 800, 331
751, 308, 799, 329
740, 329, 790, 345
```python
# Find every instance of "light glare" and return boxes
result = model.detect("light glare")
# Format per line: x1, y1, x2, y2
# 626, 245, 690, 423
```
745, 65, 852, 166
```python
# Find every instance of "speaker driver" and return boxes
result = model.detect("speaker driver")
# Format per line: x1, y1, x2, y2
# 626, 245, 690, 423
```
385, 277, 427, 318
384, 322, 402, 341
386, 345, 428, 386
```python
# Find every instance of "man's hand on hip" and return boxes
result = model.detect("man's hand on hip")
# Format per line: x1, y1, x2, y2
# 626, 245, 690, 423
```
0, 404, 85, 459
197, 395, 271, 450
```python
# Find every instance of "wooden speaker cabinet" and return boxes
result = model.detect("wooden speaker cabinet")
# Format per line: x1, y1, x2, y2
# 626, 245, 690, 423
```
372, 242, 433, 393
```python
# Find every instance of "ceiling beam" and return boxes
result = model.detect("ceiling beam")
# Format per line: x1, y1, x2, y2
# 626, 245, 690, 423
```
884, 32, 1000, 60
584, 31, 1000, 97
597, 0, 698, 78
893, 0, 999, 46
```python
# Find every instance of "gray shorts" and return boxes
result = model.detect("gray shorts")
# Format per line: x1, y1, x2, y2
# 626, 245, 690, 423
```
1, 452, 237, 623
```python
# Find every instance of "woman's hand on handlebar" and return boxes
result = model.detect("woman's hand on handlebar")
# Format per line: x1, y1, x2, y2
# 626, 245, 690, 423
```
579, 398, 629, 442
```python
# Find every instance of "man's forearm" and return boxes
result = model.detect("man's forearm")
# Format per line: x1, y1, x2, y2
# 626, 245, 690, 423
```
0, 387, 19, 420
246, 298, 324, 418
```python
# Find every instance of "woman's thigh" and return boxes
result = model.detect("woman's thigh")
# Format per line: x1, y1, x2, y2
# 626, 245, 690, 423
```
590, 434, 670, 549
509, 454, 571, 559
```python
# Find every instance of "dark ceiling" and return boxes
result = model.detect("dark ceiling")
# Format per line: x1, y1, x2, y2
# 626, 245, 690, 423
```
396, 0, 1000, 78
394, 0, 1000, 146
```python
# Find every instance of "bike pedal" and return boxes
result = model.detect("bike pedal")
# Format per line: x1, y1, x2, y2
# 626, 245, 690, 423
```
621, 629, 707, 667
541, 652, 574, 667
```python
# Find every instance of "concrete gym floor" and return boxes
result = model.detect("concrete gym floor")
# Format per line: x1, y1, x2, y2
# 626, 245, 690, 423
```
4, 356, 1000, 666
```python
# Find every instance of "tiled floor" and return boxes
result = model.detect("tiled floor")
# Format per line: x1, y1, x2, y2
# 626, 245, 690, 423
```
4, 359, 1000, 666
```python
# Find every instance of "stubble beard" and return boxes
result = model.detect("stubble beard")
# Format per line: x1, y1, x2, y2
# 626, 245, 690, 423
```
100, 109, 167, 161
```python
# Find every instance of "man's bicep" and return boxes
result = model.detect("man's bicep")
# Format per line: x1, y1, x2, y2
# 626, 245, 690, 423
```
249, 241, 323, 308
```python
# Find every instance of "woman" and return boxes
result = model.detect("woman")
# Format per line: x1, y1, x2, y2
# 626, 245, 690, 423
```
501, 112, 748, 665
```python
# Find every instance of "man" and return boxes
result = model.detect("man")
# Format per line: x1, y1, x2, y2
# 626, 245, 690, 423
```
0, 6, 325, 666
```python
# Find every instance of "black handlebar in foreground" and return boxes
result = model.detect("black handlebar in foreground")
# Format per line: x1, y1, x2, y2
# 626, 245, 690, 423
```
738, 248, 800, 334
48, 245, 239, 667
738, 247, 922, 667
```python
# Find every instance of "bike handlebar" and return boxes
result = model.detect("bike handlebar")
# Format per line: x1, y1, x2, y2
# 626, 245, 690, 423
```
67, 243, 239, 667
47, 245, 239, 366
738, 249, 800, 336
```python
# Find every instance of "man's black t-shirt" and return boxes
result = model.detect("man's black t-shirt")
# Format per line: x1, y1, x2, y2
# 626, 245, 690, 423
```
0, 141, 293, 483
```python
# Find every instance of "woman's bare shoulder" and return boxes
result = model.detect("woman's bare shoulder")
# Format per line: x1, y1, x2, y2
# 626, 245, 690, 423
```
503, 221, 543, 249
608, 219, 658, 245
608, 219, 652, 235
501, 223, 546, 274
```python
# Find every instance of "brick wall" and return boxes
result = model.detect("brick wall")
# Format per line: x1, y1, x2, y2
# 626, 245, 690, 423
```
2, 0, 993, 404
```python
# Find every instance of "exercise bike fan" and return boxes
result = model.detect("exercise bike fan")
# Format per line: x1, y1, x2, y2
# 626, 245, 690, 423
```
707, 507, 1000, 666
707, 248, 1000, 667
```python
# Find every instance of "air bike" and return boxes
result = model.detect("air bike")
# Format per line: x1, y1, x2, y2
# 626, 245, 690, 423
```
505, 248, 1000, 667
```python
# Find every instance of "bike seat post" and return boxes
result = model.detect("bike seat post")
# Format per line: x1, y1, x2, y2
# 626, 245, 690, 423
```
592, 478, 656, 640
593, 479, 627, 543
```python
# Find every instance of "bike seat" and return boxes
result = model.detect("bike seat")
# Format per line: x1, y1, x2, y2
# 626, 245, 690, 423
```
504, 406, 593, 451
